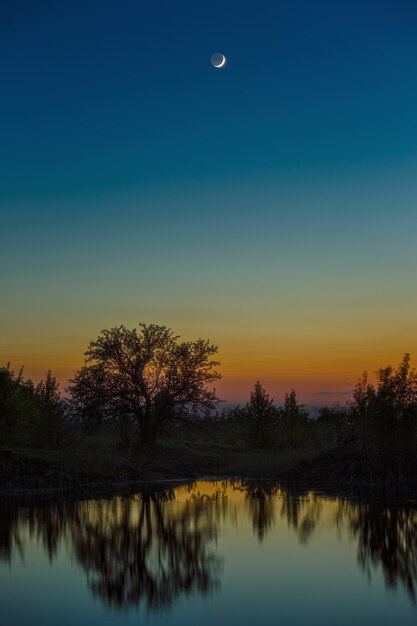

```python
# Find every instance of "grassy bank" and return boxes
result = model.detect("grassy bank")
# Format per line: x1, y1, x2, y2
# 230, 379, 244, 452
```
3, 433, 416, 497
0, 434, 333, 495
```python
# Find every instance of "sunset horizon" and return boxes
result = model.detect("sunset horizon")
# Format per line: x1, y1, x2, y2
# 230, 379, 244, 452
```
2, 2, 417, 408
2, 4, 417, 623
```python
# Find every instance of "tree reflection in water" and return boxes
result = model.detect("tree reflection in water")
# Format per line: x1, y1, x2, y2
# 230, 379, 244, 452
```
0, 498, 24, 563
2, 482, 417, 608
0, 486, 223, 612
244, 484, 277, 542
280, 491, 323, 544
243, 483, 322, 545
338, 500, 417, 602
72, 488, 222, 609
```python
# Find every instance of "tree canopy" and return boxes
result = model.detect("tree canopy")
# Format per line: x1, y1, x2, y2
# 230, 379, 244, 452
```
281, 390, 309, 448
68, 323, 221, 446
0, 365, 65, 448
351, 353, 417, 459
245, 381, 277, 448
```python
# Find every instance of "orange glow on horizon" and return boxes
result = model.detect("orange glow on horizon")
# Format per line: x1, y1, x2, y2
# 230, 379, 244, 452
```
4, 335, 415, 407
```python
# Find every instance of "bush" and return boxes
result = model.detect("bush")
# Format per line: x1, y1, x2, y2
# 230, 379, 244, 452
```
0, 365, 67, 449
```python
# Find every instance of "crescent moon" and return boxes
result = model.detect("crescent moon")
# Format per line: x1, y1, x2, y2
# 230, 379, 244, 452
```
211, 53, 227, 68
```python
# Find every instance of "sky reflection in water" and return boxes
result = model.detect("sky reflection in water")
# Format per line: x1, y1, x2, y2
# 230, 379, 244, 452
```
1, 481, 417, 625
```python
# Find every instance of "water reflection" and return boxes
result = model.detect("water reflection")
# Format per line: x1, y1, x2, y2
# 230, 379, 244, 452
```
73, 488, 222, 609
339, 500, 417, 601
244, 484, 277, 542
0, 499, 24, 562
281, 491, 323, 544
2, 482, 417, 611
243, 483, 322, 545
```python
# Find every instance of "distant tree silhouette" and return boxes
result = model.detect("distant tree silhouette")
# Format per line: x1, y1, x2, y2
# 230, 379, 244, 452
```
351, 353, 417, 462
0, 364, 65, 447
281, 390, 309, 448
315, 405, 352, 446
0, 364, 25, 440
68, 323, 221, 447
32, 371, 66, 447
245, 381, 277, 448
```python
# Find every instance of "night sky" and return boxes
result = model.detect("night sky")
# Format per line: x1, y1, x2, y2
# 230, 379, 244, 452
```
1, 0, 417, 403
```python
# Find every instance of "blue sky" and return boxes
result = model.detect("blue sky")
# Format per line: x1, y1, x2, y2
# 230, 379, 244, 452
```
1, 0, 417, 402
2, 0, 417, 196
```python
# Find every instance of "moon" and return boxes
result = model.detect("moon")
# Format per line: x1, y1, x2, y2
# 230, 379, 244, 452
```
211, 53, 226, 68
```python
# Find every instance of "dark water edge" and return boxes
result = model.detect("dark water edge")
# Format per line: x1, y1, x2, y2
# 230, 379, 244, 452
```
2, 445, 417, 498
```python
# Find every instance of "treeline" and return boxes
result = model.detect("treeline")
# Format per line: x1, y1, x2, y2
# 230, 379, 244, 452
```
0, 361, 316, 452
235, 353, 417, 463
1, 322, 417, 483
215, 381, 315, 450
2, 354, 417, 463
0, 364, 67, 449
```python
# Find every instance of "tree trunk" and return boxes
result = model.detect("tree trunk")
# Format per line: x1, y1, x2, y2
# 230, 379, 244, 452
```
137, 410, 156, 449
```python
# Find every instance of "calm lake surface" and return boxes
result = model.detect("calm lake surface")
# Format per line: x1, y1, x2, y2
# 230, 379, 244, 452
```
1, 481, 417, 625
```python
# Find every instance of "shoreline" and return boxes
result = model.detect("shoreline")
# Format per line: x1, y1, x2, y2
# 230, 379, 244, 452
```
2, 472, 416, 500
2, 444, 417, 499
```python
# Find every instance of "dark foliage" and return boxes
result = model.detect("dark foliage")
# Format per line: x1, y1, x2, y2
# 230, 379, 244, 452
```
0, 364, 66, 448
280, 390, 310, 448
314, 405, 352, 446
350, 354, 417, 465
245, 381, 279, 448
67, 323, 221, 447
3, 331, 417, 487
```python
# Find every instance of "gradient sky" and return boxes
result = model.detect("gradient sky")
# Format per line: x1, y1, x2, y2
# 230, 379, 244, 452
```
1, 0, 417, 404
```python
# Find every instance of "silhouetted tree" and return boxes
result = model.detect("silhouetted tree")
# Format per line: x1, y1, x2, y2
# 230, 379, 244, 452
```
280, 390, 309, 448
32, 371, 67, 448
0, 365, 66, 448
315, 405, 352, 446
68, 323, 221, 447
0, 364, 25, 440
245, 381, 277, 448
351, 354, 417, 463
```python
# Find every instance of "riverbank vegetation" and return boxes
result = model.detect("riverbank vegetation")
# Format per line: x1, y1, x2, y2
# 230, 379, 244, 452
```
2, 323, 417, 493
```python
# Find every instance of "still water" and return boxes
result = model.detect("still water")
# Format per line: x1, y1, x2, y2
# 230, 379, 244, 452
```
1, 481, 417, 626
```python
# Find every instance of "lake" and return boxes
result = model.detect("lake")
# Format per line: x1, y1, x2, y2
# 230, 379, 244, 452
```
1, 481, 417, 625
